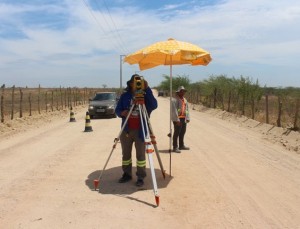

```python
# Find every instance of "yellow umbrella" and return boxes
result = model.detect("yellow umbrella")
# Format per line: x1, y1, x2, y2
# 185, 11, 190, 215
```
124, 38, 212, 175
124, 38, 212, 70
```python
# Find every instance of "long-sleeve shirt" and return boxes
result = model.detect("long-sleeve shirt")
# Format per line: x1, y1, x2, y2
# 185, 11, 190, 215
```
171, 95, 190, 122
115, 87, 158, 139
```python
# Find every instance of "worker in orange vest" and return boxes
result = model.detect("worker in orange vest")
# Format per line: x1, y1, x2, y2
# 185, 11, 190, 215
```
171, 86, 190, 153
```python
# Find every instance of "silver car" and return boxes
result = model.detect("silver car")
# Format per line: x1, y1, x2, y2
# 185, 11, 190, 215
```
88, 92, 117, 118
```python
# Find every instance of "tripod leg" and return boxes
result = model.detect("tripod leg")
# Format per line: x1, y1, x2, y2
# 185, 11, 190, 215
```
145, 142, 160, 206
138, 104, 160, 206
95, 139, 118, 192
94, 103, 135, 192
142, 104, 166, 179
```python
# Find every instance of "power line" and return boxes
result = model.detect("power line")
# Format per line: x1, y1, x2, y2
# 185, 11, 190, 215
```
99, 0, 129, 54
81, 0, 106, 34
81, 0, 127, 54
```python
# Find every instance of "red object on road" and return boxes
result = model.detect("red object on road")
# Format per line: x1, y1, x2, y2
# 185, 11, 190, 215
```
93, 179, 99, 191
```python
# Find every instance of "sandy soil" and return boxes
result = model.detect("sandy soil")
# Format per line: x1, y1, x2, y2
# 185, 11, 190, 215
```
0, 94, 300, 229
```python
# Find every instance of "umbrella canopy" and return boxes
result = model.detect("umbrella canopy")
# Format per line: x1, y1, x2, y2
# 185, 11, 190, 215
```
124, 38, 212, 70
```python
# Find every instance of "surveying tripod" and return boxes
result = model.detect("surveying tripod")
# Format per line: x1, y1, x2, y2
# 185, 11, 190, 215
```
93, 95, 166, 207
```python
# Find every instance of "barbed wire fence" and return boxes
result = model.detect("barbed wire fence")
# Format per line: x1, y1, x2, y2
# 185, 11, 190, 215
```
2, 84, 299, 132
0, 85, 114, 123
186, 88, 299, 131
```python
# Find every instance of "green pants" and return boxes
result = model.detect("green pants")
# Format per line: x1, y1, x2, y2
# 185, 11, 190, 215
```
120, 130, 146, 179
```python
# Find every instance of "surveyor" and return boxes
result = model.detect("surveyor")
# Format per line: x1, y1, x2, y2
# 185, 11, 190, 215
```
115, 74, 157, 187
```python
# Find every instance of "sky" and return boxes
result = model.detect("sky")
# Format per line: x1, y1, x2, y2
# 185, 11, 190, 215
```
0, 0, 300, 88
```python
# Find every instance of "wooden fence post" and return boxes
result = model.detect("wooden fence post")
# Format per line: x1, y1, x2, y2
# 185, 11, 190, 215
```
250, 93, 255, 119
28, 92, 32, 116
19, 87, 23, 118
265, 94, 269, 124
1, 85, 4, 123
64, 88, 67, 108
51, 90, 54, 112
55, 89, 58, 110
74, 88, 76, 106
276, 96, 282, 127
67, 88, 70, 108
293, 98, 299, 131
213, 88, 217, 108
11, 85, 15, 120
38, 84, 41, 114
60, 87, 63, 109
45, 92, 48, 112
73, 89, 76, 107
83, 88, 85, 104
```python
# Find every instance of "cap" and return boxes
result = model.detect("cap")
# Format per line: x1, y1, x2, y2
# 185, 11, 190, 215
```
176, 86, 187, 93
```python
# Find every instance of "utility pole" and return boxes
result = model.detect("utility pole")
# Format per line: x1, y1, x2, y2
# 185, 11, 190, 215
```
120, 54, 126, 90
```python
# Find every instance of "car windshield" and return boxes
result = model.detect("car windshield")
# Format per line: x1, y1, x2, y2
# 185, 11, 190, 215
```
92, 93, 115, 101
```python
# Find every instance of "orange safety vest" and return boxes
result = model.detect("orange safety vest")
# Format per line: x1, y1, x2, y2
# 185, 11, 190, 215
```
178, 98, 186, 118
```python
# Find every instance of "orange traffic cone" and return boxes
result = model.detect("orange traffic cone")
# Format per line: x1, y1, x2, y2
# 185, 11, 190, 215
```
69, 107, 76, 122
84, 111, 93, 132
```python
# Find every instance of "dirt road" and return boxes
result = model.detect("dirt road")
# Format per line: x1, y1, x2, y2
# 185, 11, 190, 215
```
0, 95, 300, 229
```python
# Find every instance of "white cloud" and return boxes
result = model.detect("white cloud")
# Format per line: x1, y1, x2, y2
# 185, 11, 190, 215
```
0, 0, 299, 87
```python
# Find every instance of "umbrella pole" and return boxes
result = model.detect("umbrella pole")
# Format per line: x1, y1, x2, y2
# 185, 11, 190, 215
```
169, 57, 173, 176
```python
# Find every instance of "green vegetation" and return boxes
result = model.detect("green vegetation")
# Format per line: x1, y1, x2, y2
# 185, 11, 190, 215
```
157, 74, 300, 130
